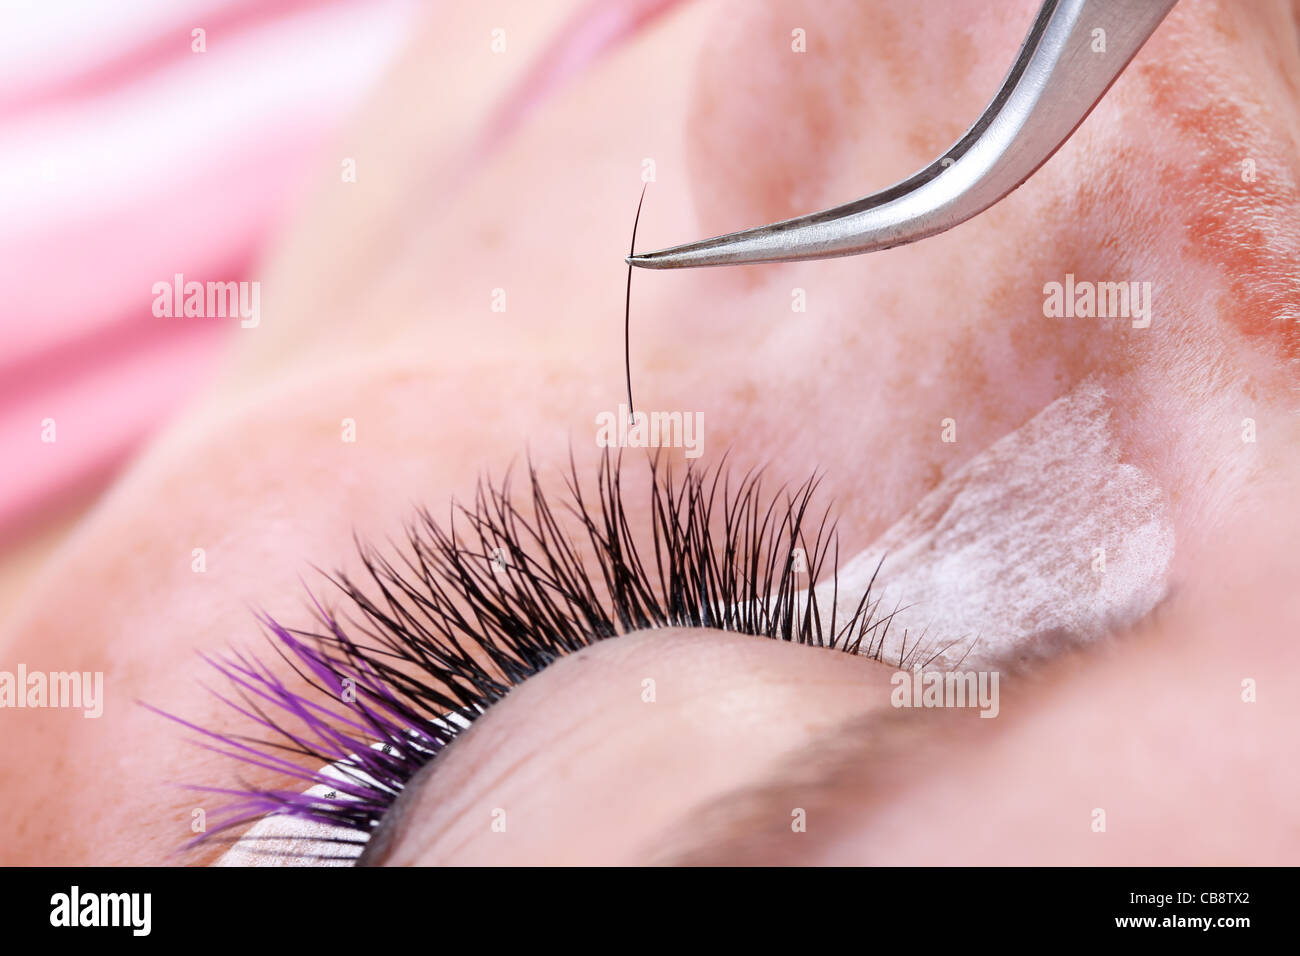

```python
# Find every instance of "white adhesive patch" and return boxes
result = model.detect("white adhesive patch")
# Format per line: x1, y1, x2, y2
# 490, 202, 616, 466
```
820, 382, 1174, 668
214, 719, 466, 867
214, 763, 367, 867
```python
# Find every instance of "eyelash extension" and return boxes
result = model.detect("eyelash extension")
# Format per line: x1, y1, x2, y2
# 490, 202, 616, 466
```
624, 182, 647, 417
153, 451, 910, 860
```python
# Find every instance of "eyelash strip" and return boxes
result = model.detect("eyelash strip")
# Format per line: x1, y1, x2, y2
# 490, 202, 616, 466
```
151, 451, 895, 860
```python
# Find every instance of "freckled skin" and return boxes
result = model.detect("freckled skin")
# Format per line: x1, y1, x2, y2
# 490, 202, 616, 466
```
1, 0, 1298, 865
1139, 4, 1300, 353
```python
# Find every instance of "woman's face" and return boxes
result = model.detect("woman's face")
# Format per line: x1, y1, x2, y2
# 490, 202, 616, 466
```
3, 0, 1299, 865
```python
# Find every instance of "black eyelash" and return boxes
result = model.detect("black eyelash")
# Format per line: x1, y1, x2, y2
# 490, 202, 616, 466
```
152, 451, 903, 861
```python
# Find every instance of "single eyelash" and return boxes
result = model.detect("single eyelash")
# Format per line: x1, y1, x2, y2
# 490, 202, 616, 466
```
153, 450, 919, 860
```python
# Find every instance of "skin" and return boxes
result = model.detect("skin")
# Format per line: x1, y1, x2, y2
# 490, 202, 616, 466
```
368, 630, 898, 866
1, 0, 1298, 865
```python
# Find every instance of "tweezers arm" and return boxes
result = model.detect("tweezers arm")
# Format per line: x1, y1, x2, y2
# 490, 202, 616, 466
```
629, 0, 1178, 269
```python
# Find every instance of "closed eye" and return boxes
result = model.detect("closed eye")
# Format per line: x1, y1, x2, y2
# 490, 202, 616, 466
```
153, 450, 918, 864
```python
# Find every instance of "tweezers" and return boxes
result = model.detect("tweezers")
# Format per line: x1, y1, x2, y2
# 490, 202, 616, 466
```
627, 0, 1177, 270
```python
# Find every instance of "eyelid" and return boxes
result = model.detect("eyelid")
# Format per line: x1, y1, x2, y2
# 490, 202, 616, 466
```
369, 629, 898, 866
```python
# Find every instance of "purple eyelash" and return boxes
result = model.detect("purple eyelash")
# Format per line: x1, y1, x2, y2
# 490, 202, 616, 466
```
149, 451, 900, 860
145, 617, 451, 858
